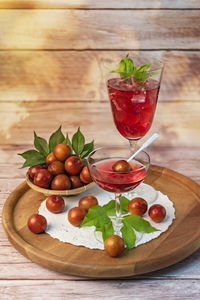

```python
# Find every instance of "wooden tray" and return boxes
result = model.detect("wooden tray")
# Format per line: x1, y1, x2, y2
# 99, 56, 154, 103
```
2, 165, 200, 278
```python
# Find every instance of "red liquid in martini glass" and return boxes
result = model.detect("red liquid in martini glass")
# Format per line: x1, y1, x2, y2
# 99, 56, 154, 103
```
90, 158, 146, 194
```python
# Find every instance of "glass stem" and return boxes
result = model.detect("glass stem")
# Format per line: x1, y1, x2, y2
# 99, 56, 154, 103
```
115, 193, 122, 219
129, 139, 137, 154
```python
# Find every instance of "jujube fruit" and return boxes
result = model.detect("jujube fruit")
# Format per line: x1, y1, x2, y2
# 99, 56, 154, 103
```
28, 214, 47, 233
68, 207, 86, 226
53, 143, 71, 161
33, 169, 52, 188
128, 197, 148, 216
104, 235, 125, 257
48, 161, 65, 176
51, 174, 71, 190
46, 152, 57, 165
112, 160, 132, 173
70, 175, 83, 189
80, 166, 92, 184
29, 164, 43, 179
46, 195, 65, 213
149, 204, 166, 223
65, 156, 83, 175
79, 195, 98, 211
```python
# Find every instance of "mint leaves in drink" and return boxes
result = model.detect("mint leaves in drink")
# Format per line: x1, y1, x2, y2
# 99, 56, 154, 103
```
111, 54, 158, 82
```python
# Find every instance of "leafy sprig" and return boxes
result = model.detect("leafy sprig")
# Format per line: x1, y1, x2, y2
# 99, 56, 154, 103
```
111, 54, 158, 82
18, 126, 94, 168
80, 196, 158, 250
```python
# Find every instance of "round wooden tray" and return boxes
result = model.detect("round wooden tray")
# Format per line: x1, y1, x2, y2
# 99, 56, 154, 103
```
2, 165, 200, 278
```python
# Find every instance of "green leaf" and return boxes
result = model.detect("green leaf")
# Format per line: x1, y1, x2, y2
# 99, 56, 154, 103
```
124, 54, 134, 73
136, 64, 151, 72
102, 200, 116, 215
134, 70, 158, 82
111, 59, 126, 74
118, 59, 126, 72
63, 134, 73, 152
120, 196, 130, 213
80, 205, 111, 228
102, 198, 128, 215
123, 215, 159, 233
18, 150, 46, 168
80, 205, 114, 241
49, 126, 65, 152
111, 54, 158, 82
34, 131, 49, 157
18, 150, 38, 159
96, 221, 114, 241
111, 54, 134, 78
121, 220, 136, 249
80, 140, 94, 159
72, 127, 85, 155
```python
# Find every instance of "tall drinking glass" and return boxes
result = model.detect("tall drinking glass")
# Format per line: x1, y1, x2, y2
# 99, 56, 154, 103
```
106, 55, 164, 152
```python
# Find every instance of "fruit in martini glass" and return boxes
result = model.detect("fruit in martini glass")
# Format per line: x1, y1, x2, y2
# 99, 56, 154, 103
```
87, 146, 150, 220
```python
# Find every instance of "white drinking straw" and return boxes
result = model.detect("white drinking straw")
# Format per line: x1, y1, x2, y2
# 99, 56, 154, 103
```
127, 133, 159, 162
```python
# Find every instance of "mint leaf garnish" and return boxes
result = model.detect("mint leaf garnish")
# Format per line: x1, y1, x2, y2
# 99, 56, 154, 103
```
120, 196, 129, 213
102, 200, 116, 215
72, 127, 85, 155
111, 54, 158, 82
123, 215, 159, 233
80, 198, 159, 247
80, 205, 114, 241
121, 220, 136, 250
120, 214, 158, 249
34, 131, 49, 157
80, 205, 110, 227
49, 126, 65, 152
102, 197, 129, 215
96, 222, 114, 241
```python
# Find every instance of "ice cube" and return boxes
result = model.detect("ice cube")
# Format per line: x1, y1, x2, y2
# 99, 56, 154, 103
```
131, 90, 146, 103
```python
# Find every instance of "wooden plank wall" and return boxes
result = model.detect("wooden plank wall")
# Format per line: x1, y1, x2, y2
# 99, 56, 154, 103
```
0, 1, 200, 298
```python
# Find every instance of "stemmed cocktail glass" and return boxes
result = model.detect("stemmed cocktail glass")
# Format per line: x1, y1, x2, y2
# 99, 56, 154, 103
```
87, 146, 150, 230
106, 54, 164, 152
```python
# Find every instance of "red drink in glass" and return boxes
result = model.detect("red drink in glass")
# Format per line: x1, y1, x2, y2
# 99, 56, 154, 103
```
107, 77, 160, 140
90, 158, 146, 193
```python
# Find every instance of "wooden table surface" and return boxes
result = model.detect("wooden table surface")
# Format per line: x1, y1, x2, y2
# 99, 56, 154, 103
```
0, 1, 200, 299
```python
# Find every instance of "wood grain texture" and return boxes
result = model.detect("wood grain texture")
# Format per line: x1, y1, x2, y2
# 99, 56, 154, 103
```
0, 10, 199, 49
2, 166, 200, 278
0, 101, 200, 148
1, 192, 200, 281
0, 0, 199, 9
0, 145, 200, 184
1, 146, 200, 193
1, 144, 200, 181
1, 279, 200, 300
0, 51, 199, 101
0, 0, 199, 294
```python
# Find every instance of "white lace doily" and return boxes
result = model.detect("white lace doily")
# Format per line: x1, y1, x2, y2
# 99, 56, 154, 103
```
38, 183, 175, 250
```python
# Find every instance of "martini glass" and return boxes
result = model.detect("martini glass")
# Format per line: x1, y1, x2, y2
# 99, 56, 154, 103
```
87, 146, 150, 232
106, 55, 164, 152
